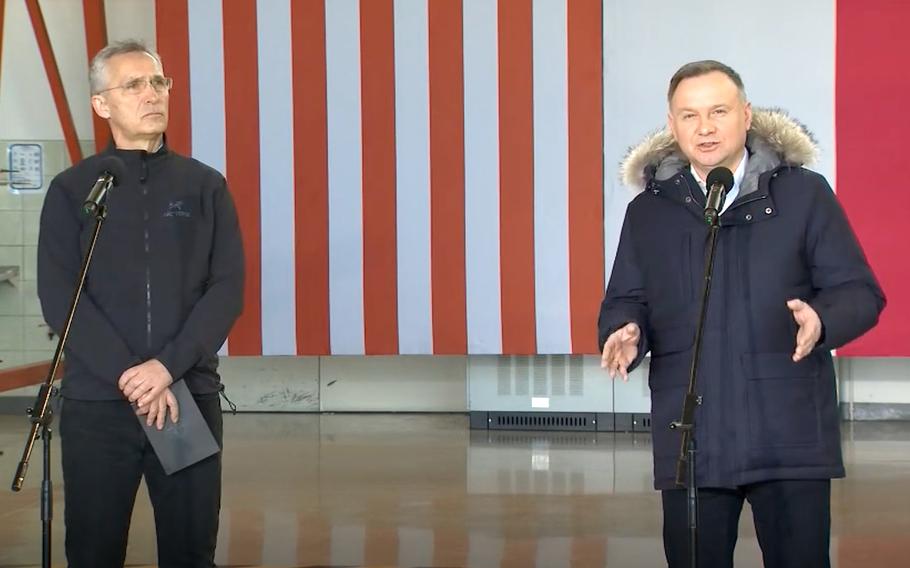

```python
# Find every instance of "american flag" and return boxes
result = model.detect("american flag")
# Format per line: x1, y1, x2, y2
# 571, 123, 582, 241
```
147, 0, 908, 357
156, 0, 604, 356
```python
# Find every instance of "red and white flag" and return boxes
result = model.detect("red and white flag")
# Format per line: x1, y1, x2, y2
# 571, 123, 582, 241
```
148, 0, 908, 357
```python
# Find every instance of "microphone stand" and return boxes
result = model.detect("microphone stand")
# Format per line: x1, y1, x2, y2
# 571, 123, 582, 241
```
670, 197, 723, 568
11, 202, 108, 568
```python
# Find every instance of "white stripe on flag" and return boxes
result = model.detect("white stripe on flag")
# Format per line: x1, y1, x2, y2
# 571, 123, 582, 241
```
602, 0, 634, 280
398, 527, 433, 567
188, 0, 229, 356
468, 530, 505, 567
213, 507, 230, 565
257, 0, 297, 355
532, 0, 571, 354
331, 525, 366, 567
325, 0, 366, 354
463, 0, 503, 354
537, 536, 572, 568
394, 0, 433, 354
261, 510, 298, 565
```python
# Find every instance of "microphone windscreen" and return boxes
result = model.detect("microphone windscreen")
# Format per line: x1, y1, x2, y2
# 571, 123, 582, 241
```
706, 166, 734, 191
96, 155, 128, 186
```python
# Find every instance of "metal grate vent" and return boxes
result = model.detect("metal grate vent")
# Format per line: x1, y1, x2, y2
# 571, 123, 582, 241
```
471, 411, 652, 432
487, 411, 597, 431
493, 355, 584, 397
475, 433, 599, 447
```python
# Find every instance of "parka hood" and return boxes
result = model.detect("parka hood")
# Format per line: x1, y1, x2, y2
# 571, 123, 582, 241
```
620, 108, 818, 195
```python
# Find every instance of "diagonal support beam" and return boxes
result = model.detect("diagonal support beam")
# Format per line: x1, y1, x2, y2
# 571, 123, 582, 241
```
25, 0, 83, 165
0, 0, 6, 90
82, 0, 108, 153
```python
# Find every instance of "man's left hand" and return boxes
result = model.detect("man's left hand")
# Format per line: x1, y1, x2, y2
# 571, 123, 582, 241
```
135, 387, 180, 430
118, 359, 174, 407
787, 299, 822, 362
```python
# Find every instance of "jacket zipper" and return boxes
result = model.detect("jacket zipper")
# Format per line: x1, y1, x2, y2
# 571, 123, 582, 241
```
681, 174, 770, 221
726, 192, 768, 211
725, 169, 779, 212
142, 160, 152, 351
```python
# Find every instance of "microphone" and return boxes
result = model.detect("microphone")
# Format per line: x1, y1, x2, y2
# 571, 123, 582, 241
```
704, 166, 734, 226
82, 156, 126, 216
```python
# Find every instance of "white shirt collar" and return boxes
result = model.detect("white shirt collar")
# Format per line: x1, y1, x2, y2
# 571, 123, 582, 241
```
691, 150, 748, 213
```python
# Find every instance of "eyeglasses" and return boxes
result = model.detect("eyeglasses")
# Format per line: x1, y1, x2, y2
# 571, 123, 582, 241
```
97, 76, 173, 96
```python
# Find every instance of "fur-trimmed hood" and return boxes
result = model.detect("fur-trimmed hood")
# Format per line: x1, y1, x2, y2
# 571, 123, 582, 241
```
620, 108, 818, 195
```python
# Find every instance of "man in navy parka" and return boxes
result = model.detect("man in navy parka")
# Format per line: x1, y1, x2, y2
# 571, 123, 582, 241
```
598, 60, 884, 568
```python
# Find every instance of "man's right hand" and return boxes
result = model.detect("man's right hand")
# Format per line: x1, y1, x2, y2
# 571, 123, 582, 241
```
600, 323, 640, 381
135, 387, 179, 430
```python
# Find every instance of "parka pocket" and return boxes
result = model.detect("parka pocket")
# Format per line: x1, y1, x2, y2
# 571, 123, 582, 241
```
741, 352, 820, 448
648, 325, 695, 391
647, 325, 696, 462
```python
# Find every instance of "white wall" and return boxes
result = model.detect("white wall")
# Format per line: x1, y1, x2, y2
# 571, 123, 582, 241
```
0, 0, 156, 141
1, 0, 907, 414
0, 1, 156, 379
602, 0, 836, 272
839, 358, 910, 411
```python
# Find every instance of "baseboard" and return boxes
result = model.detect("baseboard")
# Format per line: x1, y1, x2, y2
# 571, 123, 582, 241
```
0, 396, 34, 415
469, 411, 652, 432
840, 402, 910, 421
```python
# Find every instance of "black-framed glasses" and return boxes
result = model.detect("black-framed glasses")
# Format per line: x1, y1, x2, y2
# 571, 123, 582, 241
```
97, 76, 173, 96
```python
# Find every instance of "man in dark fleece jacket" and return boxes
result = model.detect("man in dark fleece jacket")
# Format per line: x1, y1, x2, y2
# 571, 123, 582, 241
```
37, 40, 243, 568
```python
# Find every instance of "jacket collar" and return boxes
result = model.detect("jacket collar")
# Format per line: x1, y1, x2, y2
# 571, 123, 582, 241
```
104, 134, 170, 161
621, 108, 818, 198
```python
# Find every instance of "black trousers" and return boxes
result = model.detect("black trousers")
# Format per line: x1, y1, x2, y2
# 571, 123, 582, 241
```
59, 393, 223, 568
662, 479, 831, 568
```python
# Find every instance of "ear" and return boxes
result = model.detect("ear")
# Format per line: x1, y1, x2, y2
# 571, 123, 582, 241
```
743, 101, 753, 130
91, 95, 111, 120
667, 111, 679, 142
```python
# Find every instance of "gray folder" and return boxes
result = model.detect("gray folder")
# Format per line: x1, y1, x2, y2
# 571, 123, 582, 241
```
137, 380, 220, 475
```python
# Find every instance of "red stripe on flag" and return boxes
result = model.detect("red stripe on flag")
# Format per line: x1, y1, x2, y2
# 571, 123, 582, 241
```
428, 0, 468, 354
498, 0, 536, 354
572, 535, 608, 567
154, 0, 191, 156
839, 536, 910, 567
835, 0, 910, 356
224, 0, 262, 355
364, 524, 399, 566
297, 513, 331, 565
82, 0, 109, 153
500, 538, 537, 568
292, 0, 331, 355
360, 0, 400, 355
568, 0, 604, 355
432, 499, 468, 566
226, 509, 264, 565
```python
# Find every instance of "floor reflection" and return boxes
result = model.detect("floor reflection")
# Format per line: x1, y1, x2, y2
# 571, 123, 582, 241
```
1, 414, 909, 566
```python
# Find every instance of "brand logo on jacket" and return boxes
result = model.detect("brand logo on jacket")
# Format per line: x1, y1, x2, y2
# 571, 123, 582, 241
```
164, 200, 191, 218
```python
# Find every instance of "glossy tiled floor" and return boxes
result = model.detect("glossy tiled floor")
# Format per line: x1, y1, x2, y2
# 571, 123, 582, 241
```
1, 414, 909, 567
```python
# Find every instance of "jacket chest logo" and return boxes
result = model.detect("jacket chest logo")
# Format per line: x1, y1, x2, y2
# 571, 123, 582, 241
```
164, 200, 192, 218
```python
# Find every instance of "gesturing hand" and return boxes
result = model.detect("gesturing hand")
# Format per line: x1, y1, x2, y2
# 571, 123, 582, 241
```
600, 323, 640, 381
787, 299, 822, 362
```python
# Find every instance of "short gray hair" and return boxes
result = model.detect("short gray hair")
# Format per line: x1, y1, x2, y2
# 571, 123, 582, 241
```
668, 60, 746, 104
89, 40, 162, 94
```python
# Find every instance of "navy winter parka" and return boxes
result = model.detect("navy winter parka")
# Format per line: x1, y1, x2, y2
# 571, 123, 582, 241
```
598, 109, 885, 490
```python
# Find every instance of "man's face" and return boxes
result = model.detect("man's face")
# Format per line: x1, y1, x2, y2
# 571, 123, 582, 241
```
91, 52, 169, 146
668, 71, 752, 179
